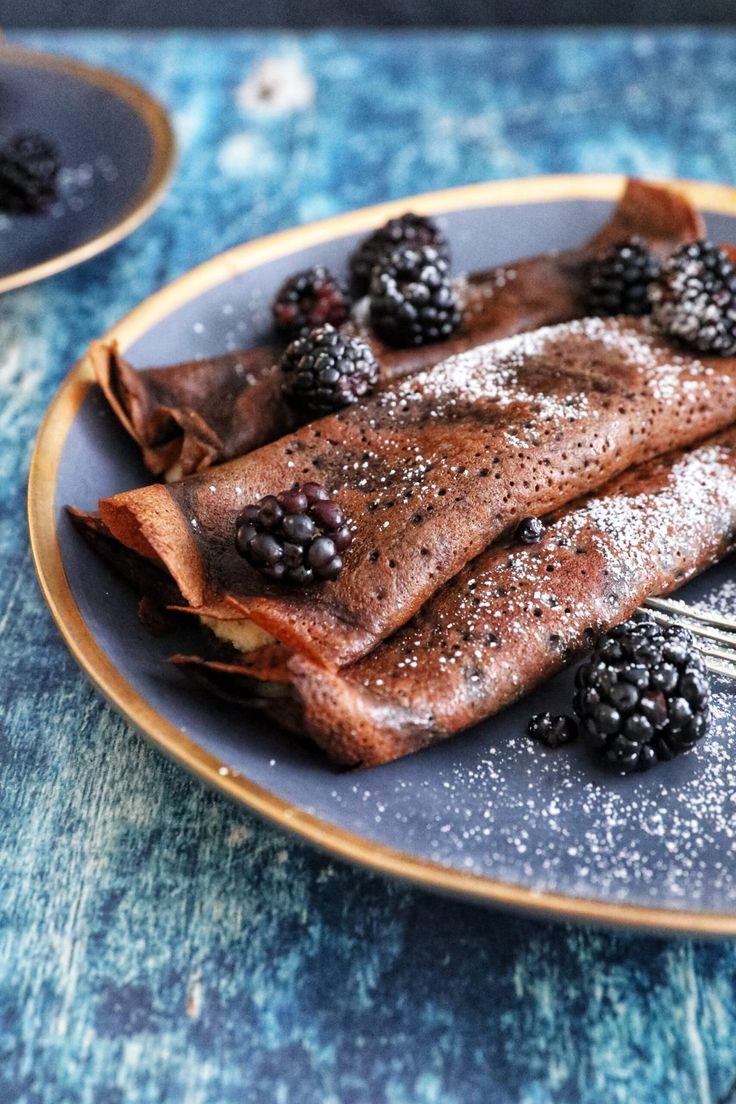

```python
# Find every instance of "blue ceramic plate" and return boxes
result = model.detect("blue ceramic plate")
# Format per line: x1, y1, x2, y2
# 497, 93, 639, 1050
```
29, 175, 736, 934
0, 46, 174, 292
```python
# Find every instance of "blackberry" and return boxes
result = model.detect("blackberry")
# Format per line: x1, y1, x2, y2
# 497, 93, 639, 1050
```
527, 713, 578, 749
272, 266, 349, 341
235, 482, 352, 584
574, 614, 710, 773
280, 325, 379, 415
349, 212, 449, 296
650, 240, 736, 355
0, 132, 60, 214
369, 245, 460, 348
588, 237, 659, 316
517, 516, 544, 545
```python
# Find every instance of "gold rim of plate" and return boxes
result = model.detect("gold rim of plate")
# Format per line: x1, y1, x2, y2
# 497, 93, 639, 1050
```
0, 45, 175, 293
28, 172, 736, 935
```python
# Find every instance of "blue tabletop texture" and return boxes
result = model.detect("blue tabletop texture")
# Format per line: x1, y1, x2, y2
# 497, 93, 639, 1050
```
5, 29, 736, 1104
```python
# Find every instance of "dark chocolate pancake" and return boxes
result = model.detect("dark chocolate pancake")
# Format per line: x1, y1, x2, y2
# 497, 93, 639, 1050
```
175, 430, 736, 766
97, 316, 736, 669
90, 179, 703, 477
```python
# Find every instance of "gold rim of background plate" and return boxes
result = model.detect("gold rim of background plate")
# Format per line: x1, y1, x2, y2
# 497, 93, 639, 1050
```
0, 45, 175, 293
27, 172, 736, 936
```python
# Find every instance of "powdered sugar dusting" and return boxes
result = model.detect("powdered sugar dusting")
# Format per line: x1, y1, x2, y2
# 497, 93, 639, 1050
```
315, 436, 736, 913
318, 659, 736, 910
352, 432, 736, 718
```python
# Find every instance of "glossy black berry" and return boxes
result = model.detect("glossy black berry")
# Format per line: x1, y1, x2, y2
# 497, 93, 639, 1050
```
517, 516, 544, 545
0, 132, 60, 214
272, 266, 350, 341
369, 244, 460, 348
650, 240, 736, 355
588, 237, 659, 317
527, 712, 578, 749
283, 512, 315, 543
235, 482, 352, 584
280, 324, 379, 415
349, 212, 449, 296
574, 614, 710, 773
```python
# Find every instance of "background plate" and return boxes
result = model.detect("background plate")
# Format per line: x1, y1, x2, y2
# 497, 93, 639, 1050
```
0, 46, 174, 291
29, 174, 736, 934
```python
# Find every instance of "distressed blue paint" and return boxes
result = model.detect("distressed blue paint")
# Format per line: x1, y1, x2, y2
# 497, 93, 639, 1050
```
3, 28, 736, 1104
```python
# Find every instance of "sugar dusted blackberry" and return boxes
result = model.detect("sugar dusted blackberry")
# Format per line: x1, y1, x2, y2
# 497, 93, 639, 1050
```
516, 516, 544, 545
588, 237, 659, 316
272, 266, 349, 340
280, 324, 379, 415
650, 240, 736, 355
0, 132, 60, 214
369, 244, 460, 348
235, 482, 352, 584
527, 712, 578, 749
574, 614, 710, 773
349, 212, 449, 296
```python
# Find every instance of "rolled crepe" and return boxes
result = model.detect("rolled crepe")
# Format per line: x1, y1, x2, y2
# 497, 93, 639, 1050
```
97, 316, 736, 670
90, 179, 702, 478
175, 430, 736, 766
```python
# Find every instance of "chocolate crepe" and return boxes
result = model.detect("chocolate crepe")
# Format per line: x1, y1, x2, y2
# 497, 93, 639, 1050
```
96, 316, 736, 670
175, 430, 736, 766
90, 179, 703, 477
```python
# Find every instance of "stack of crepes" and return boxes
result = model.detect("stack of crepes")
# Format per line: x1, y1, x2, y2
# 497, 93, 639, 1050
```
71, 181, 736, 767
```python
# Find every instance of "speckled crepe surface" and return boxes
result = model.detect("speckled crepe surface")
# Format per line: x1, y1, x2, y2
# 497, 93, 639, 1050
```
7, 27, 736, 1104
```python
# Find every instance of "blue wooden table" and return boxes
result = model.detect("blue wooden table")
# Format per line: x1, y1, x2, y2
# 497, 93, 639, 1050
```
4, 29, 736, 1104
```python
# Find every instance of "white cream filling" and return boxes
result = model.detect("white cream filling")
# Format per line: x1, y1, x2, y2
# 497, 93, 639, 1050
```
199, 615, 275, 653
199, 615, 287, 698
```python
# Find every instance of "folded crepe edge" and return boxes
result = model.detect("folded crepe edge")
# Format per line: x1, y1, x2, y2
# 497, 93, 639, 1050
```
66, 503, 453, 764
89, 339, 224, 478
170, 652, 435, 767
589, 177, 705, 255
98, 485, 209, 608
